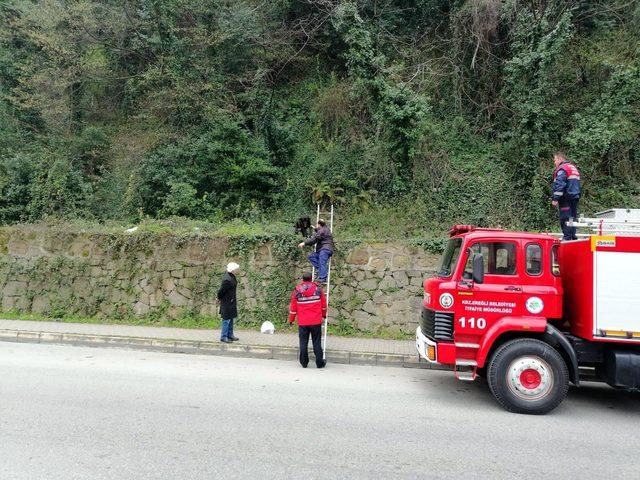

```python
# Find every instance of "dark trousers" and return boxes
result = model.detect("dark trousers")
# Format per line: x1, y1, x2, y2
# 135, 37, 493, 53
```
559, 199, 579, 241
298, 324, 325, 367
308, 249, 332, 282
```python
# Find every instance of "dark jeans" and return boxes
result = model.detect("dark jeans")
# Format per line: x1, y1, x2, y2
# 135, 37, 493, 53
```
559, 199, 579, 241
221, 318, 235, 340
308, 249, 332, 282
298, 324, 325, 368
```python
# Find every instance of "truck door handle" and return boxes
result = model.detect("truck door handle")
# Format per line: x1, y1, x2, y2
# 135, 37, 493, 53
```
504, 286, 521, 292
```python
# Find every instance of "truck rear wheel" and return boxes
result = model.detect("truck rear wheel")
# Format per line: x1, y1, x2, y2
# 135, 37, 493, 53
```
487, 338, 569, 415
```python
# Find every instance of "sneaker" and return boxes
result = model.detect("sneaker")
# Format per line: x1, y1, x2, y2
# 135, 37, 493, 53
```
220, 337, 232, 343
229, 336, 239, 341
301, 363, 308, 368
317, 361, 326, 369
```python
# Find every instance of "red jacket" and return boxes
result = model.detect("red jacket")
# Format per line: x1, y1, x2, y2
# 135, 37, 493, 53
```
288, 281, 327, 326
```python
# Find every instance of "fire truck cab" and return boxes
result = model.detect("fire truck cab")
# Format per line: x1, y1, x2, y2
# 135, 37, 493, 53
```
416, 210, 640, 414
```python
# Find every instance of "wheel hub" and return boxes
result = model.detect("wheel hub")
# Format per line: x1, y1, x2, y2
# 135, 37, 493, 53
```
507, 356, 553, 400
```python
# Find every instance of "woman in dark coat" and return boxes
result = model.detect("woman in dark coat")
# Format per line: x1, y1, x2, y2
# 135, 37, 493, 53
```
218, 262, 240, 343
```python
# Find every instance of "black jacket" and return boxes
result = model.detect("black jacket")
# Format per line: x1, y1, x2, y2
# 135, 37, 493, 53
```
304, 226, 334, 253
217, 272, 238, 319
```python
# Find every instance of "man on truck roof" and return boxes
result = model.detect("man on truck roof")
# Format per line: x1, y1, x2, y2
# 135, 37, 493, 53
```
551, 152, 581, 241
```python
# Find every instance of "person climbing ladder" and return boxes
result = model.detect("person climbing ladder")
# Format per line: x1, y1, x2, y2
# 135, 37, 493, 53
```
298, 218, 334, 284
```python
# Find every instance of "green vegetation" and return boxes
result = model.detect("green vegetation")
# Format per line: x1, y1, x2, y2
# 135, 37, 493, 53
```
0, 0, 638, 236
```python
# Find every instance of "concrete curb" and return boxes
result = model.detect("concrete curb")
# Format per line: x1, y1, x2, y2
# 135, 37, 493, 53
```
0, 328, 451, 370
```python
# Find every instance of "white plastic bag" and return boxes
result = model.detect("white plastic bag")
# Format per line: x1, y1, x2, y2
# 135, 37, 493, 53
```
260, 321, 275, 335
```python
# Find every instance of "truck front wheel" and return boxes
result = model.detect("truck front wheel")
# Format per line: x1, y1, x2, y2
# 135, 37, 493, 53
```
487, 338, 569, 415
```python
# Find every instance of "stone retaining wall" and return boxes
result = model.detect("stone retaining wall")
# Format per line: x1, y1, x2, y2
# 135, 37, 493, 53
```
0, 226, 440, 334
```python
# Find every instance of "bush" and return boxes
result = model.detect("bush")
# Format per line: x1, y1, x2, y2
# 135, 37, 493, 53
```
137, 116, 279, 218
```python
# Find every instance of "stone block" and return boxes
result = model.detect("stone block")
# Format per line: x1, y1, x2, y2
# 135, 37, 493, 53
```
336, 285, 354, 301
3, 295, 29, 312
4, 280, 27, 297
378, 277, 396, 290
167, 290, 188, 307
392, 254, 410, 269
184, 266, 202, 278
162, 277, 175, 292
31, 295, 51, 314
374, 303, 390, 317
369, 257, 387, 270
352, 310, 375, 330
170, 269, 185, 279
359, 279, 379, 290
355, 290, 369, 301
362, 299, 376, 315
8, 239, 29, 256
133, 301, 150, 315
346, 247, 369, 265
393, 270, 409, 287
177, 287, 193, 300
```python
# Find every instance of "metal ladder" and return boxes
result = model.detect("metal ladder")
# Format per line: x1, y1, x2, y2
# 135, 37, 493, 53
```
570, 217, 640, 237
312, 203, 334, 361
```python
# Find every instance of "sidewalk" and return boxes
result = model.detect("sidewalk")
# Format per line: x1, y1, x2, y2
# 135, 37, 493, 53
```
0, 319, 443, 369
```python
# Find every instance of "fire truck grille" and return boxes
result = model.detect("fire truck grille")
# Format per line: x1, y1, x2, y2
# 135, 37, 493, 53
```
421, 307, 454, 341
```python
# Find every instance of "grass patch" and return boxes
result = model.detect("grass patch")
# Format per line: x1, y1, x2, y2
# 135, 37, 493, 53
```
0, 311, 413, 339
0, 311, 221, 330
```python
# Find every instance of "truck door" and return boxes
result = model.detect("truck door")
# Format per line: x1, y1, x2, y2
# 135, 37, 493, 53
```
456, 240, 522, 337
520, 242, 559, 319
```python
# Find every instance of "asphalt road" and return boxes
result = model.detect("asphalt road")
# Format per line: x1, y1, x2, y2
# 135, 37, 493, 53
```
1, 343, 639, 480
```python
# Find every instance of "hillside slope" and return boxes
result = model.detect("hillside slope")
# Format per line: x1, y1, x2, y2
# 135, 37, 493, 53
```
1, 0, 638, 236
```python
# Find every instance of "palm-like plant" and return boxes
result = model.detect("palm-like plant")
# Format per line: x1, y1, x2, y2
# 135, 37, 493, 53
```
306, 180, 345, 208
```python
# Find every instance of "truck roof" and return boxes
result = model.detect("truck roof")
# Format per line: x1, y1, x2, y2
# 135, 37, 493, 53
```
449, 225, 557, 242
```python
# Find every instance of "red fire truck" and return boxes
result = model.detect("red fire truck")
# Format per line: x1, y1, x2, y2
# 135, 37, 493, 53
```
415, 209, 640, 414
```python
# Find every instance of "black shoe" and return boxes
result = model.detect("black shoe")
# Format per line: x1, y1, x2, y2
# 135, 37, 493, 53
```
317, 361, 326, 369
301, 363, 308, 368
229, 336, 239, 341
220, 337, 232, 343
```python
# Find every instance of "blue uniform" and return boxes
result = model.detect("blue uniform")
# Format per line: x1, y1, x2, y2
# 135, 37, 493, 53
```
552, 161, 581, 241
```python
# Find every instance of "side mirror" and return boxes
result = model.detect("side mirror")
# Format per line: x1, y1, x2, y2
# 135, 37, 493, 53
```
472, 253, 484, 284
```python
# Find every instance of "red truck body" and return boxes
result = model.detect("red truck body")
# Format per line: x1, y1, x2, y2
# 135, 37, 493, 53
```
416, 224, 640, 414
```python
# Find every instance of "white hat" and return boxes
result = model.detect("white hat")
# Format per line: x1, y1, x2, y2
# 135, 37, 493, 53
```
227, 262, 240, 272
261, 321, 275, 335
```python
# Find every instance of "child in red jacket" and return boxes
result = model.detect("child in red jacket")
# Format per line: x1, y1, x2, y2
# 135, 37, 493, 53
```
288, 272, 327, 368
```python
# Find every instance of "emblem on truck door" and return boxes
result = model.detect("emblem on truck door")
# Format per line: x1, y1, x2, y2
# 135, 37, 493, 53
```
439, 293, 454, 309
525, 297, 544, 314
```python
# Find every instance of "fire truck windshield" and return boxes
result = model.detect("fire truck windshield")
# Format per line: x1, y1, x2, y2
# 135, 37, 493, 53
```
438, 238, 462, 277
